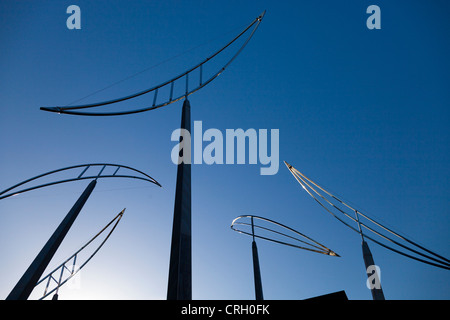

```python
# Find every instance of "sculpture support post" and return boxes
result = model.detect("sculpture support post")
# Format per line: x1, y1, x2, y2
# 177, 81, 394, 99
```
250, 216, 263, 300
356, 210, 385, 300
252, 240, 264, 300
167, 99, 192, 300
6, 179, 97, 300
362, 240, 385, 300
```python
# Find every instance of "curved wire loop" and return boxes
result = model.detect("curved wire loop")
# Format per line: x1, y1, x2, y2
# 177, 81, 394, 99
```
0, 163, 161, 200
40, 11, 266, 116
34, 209, 125, 300
231, 215, 340, 257
284, 161, 450, 270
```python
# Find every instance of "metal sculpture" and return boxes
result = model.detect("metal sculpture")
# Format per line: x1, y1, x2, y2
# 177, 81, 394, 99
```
35, 209, 125, 300
40, 11, 265, 117
284, 161, 450, 299
40, 11, 265, 300
3, 164, 160, 300
231, 215, 340, 300
0, 163, 160, 200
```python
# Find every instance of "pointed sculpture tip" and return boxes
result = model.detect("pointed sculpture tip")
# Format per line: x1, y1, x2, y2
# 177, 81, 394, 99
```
329, 250, 340, 257
283, 160, 293, 169
41, 106, 62, 114
119, 208, 126, 216
258, 10, 266, 20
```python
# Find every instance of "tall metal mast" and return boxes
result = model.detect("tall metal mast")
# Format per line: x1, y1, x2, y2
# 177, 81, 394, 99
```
6, 180, 96, 300
250, 216, 264, 300
167, 99, 192, 300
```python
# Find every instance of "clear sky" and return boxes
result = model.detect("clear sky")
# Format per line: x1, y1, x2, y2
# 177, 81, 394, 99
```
0, 0, 449, 300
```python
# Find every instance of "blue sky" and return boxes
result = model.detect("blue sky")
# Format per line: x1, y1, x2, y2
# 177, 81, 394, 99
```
0, 0, 449, 300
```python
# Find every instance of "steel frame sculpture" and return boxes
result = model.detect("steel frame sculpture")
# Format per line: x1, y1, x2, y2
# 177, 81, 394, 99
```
231, 215, 340, 300
40, 11, 265, 117
40, 12, 266, 300
2, 164, 160, 300
284, 161, 450, 300
0, 163, 160, 200
35, 209, 125, 300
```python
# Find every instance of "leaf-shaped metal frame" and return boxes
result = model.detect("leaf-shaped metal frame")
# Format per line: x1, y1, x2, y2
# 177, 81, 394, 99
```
40, 11, 265, 116
35, 209, 125, 300
0, 163, 161, 200
231, 215, 340, 257
284, 161, 450, 270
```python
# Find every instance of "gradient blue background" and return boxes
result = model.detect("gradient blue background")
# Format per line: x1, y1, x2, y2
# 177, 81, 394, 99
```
0, 0, 449, 299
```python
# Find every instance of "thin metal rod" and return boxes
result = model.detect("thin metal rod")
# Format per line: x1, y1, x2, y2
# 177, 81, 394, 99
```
96, 165, 106, 180
6, 180, 97, 300
77, 165, 90, 179
251, 216, 255, 241
355, 210, 365, 242
43, 276, 52, 297
112, 166, 120, 176
169, 81, 174, 101
153, 88, 158, 107
55, 264, 65, 295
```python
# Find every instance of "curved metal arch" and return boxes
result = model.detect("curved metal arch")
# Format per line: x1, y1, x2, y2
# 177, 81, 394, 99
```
284, 161, 450, 270
40, 11, 266, 116
231, 215, 340, 257
0, 163, 161, 200
35, 209, 125, 300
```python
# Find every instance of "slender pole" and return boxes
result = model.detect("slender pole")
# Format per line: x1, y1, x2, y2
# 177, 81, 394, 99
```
362, 240, 385, 300
6, 180, 96, 300
167, 99, 192, 300
251, 217, 264, 300
355, 210, 385, 300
